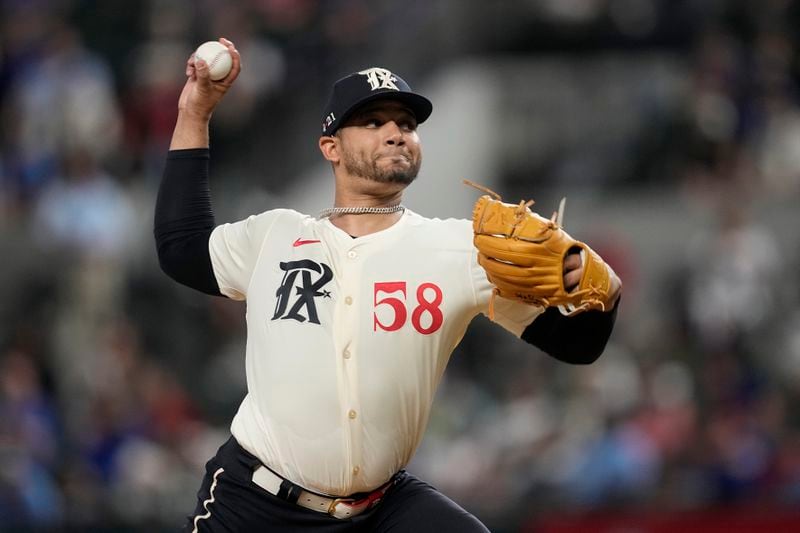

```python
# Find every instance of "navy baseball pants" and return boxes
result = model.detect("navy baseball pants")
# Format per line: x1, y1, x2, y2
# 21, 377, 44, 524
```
182, 436, 489, 532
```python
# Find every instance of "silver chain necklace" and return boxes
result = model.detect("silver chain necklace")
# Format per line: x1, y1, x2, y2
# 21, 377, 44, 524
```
318, 205, 405, 218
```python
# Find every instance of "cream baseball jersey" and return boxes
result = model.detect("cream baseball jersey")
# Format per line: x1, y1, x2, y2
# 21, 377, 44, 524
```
208, 208, 542, 496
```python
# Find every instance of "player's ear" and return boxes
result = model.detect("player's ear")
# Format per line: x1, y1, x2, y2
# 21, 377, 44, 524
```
318, 135, 339, 163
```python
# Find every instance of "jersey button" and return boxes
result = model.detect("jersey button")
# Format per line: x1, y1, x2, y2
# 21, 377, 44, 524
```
348, 409, 357, 420
343, 349, 351, 359
344, 296, 353, 305
347, 250, 357, 259
352, 466, 360, 475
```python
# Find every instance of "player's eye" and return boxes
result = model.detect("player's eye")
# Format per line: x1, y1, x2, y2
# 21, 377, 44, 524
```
400, 120, 417, 132
365, 118, 382, 128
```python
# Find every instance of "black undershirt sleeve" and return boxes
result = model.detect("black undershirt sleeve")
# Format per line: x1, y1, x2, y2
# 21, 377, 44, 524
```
154, 148, 222, 296
521, 301, 619, 364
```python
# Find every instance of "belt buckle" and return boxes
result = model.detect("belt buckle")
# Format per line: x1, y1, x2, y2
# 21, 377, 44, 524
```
328, 480, 393, 518
327, 497, 348, 516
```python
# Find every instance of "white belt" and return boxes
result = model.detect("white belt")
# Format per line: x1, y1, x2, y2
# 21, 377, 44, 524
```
252, 465, 393, 520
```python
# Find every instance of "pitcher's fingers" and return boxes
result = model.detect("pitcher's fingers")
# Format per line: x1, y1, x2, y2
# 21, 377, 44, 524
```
186, 53, 197, 77
564, 268, 582, 291
563, 252, 582, 272
193, 58, 213, 90
219, 38, 241, 82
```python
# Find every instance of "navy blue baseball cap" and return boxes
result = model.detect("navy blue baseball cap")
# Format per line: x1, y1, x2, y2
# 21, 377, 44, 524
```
321, 67, 433, 136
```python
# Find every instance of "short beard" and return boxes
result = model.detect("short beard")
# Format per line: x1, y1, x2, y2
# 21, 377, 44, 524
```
342, 151, 421, 185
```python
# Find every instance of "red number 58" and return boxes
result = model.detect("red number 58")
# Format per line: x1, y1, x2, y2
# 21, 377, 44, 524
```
373, 281, 443, 335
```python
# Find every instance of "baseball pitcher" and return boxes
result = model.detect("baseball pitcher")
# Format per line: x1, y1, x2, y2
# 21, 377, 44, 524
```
155, 38, 622, 532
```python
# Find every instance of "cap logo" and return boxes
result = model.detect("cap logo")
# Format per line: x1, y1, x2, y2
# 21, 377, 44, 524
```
322, 112, 336, 132
358, 67, 399, 91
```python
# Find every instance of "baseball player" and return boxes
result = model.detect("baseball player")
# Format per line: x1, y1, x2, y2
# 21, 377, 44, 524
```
155, 38, 621, 532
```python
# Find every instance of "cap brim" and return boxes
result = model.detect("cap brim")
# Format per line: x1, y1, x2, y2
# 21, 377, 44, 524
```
331, 92, 433, 135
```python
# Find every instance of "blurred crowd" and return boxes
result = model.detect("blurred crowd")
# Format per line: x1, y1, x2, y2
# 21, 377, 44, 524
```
1, 1, 799, 531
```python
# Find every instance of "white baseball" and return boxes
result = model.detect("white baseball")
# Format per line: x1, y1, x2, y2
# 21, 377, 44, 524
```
194, 41, 233, 81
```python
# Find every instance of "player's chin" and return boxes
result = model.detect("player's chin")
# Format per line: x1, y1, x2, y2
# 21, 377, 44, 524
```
384, 170, 417, 185
379, 162, 419, 184
370, 167, 417, 185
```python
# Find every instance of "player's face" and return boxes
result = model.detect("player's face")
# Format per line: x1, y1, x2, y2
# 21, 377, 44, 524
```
336, 101, 422, 185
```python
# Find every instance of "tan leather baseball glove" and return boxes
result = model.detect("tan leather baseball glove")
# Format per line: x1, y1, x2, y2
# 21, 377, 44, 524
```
466, 181, 614, 319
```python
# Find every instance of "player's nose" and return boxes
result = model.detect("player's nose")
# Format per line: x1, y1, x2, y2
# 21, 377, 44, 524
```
383, 121, 405, 145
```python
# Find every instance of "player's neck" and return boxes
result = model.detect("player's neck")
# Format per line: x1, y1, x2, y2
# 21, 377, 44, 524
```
326, 210, 405, 237
326, 188, 405, 237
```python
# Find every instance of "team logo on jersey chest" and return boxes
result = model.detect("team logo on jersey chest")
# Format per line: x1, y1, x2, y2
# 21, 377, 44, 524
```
272, 260, 333, 324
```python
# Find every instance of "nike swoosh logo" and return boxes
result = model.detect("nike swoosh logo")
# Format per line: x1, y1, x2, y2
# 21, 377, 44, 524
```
293, 238, 321, 247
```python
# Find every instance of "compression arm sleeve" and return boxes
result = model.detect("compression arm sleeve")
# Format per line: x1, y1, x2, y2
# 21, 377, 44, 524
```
154, 148, 222, 296
521, 301, 619, 364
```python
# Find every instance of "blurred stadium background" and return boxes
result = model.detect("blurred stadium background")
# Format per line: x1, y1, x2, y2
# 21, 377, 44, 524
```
2, 0, 800, 531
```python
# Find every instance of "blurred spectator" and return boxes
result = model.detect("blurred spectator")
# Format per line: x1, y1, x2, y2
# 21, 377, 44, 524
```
121, 0, 191, 179
0, 345, 63, 526
751, 29, 800, 196
683, 199, 781, 353
209, 1, 287, 128
2, 20, 121, 205
33, 148, 135, 258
